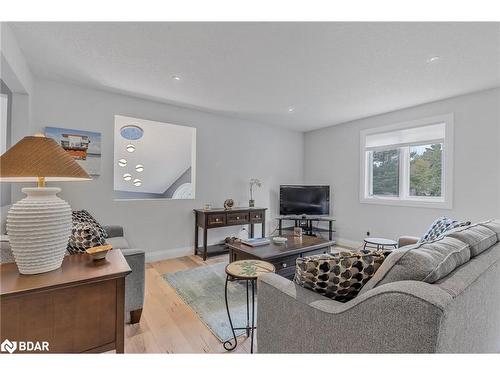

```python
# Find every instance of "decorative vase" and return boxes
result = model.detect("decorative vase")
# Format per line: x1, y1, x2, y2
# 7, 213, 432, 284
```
223, 199, 234, 210
249, 199, 255, 207
6, 187, 72, 275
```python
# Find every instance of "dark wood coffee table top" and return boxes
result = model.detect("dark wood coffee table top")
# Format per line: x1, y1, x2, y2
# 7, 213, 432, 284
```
227, 235, 335, 260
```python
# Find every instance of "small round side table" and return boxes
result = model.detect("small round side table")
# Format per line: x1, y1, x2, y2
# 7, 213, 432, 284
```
223, 259, 275, 354
363, 237, 398, 250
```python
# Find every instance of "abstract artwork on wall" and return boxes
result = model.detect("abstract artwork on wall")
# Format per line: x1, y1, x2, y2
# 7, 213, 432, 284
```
113, 115, 196, 200
45, 127, 101, 176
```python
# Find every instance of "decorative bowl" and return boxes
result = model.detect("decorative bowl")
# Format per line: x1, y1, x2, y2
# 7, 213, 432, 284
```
86, 244, 113, 261
272, 236, 288, 244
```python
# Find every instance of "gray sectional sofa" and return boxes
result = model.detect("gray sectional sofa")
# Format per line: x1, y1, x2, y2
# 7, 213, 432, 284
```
257, 220, 500, 353
103, 225, 145, 324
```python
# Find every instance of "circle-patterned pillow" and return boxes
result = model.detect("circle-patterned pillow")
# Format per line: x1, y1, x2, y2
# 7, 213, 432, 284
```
72, 210, 108, 239
294, 249, 391, 302
67, 223, 107, 254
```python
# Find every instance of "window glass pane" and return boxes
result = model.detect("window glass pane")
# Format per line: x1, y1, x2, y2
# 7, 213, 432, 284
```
371, 149, 399, 196
409, 143, 443, 197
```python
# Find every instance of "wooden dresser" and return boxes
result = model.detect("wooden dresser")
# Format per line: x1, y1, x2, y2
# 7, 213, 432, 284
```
194, 207, 267, 261
0, 250, 131, 353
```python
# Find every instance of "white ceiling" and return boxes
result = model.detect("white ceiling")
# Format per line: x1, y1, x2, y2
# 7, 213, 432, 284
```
9, 22, 500, 131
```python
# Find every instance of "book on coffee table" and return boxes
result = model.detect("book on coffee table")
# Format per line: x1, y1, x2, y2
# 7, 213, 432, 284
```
240, 238, 271, 247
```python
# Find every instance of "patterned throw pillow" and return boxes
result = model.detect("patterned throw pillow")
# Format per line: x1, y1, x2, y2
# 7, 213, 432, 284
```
294, 249, 391, 302
67, 223, 107, 254
420, 217, 470, 243
72, 210, 108, 239
67, 210, 108, 254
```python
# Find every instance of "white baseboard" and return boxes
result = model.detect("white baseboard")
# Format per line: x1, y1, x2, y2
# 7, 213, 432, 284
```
145, 242, 229, 262
145, 246, 193, 262
334, 237, 363, 250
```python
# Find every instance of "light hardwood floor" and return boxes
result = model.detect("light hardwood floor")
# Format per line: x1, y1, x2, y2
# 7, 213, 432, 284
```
125, 254, 254, 353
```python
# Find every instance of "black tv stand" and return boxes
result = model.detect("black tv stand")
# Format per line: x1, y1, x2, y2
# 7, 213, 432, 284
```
276, 216, 336, 241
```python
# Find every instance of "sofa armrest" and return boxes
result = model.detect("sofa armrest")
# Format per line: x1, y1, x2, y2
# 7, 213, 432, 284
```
121, 248, 145, 320
257, 273, 451, 353
398, 235, 420, 248
103, 225, 124, 238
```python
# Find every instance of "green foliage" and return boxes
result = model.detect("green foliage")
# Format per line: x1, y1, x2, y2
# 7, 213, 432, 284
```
410, 143, 442, 196
372, 149, 399, 196
371, 143, 442, 197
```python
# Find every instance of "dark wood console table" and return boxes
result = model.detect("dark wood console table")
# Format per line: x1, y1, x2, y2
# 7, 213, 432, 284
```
0, 250, 131, 353
193, 207, 267, 261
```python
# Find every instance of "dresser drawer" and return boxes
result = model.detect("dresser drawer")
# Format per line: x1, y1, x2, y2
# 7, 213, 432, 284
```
276, 266, 296, 280
227, 212, 249, 225
250, 211, 265, 223
272, 255, 299, 272
207, 214, 226, 227
301, 247, 328, 257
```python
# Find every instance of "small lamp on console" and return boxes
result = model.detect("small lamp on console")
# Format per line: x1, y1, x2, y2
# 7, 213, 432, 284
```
0, 134, 90, 274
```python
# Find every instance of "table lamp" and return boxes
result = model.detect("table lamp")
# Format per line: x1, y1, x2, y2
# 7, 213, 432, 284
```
0, 134, 90, 274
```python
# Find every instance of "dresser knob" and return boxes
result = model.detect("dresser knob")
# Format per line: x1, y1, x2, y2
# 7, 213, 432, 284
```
215, 218, 219, 222
282, 263, 287, 268
236, 216, 240, 220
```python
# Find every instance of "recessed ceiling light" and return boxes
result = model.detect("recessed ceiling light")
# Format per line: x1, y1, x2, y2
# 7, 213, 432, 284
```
126, 144, 136, 153
135, 164, 144, 172
133, 179, 142, 187
288, 107, 295, 113
172, 75, 181, 81
118, 159, 127, 167
123, 173, 132, 181
426, 56, 440, 64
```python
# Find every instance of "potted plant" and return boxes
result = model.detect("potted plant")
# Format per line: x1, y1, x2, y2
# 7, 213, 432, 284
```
249, 178, 262, 207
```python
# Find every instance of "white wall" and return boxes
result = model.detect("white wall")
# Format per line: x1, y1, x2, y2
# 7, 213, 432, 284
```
0, 23, 33, 230
27, 78, 304, 260
0, 23, 33, 95
304, 88, 500, 246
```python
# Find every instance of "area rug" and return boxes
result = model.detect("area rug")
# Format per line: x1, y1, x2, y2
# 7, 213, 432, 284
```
163, 263, 255, 342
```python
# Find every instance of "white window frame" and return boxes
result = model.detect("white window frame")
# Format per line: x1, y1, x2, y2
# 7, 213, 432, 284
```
360, 114, 454, 209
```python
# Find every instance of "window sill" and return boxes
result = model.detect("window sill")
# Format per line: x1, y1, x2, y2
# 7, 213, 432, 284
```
360, 196, 452, 209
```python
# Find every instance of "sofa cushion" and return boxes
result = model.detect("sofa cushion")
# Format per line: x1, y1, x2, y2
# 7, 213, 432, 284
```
106, 236, 130, 250
67, 223, 107, 254
478, 219, 500, 242
446, 223, 497, 257
420, 217, 470, 243
360, 236, 470, 294
294, 249, 390, 302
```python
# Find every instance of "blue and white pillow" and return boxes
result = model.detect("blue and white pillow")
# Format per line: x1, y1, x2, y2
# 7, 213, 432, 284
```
420, 217, 470, 243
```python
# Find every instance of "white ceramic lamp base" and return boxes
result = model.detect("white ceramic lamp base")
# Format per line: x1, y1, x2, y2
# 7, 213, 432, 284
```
6, 187, 72, 275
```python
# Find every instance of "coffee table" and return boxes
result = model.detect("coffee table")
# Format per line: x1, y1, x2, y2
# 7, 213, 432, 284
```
363, 237, 398, 250
227, 235, 336, 279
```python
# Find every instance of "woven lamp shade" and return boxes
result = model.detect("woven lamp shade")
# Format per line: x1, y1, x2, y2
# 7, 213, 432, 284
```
0, 135, 91, 182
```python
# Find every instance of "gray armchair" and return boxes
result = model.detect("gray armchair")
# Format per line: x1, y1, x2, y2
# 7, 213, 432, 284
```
103, 225, 145, 324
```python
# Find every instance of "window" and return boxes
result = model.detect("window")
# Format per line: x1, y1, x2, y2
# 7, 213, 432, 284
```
371, 149, 399, 196
360, 114, 453, 208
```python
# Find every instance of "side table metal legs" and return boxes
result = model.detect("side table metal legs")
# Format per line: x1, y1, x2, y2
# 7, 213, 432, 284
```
223, 275, 256, 353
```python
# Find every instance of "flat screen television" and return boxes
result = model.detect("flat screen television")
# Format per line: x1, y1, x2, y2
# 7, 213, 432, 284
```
279, 185, 330, 216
